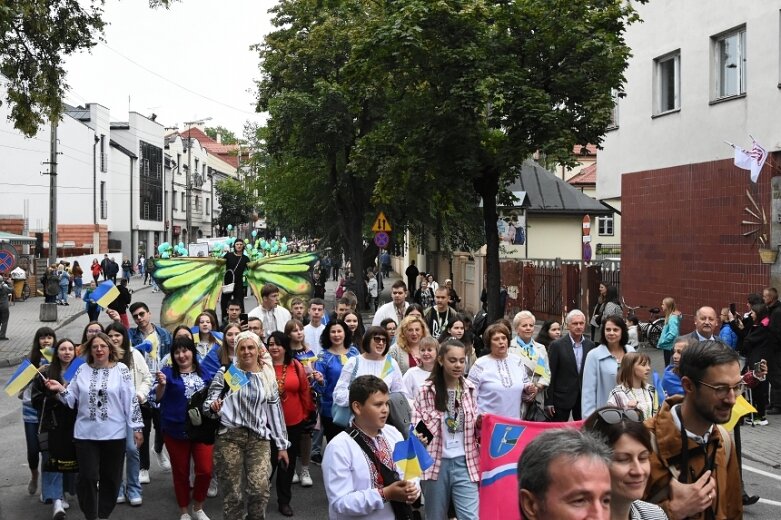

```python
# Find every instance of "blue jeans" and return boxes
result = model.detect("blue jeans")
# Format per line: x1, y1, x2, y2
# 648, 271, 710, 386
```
58, 285, 68, 302
41, 452, 76, 501
311, 426, 324, 457
74, 278, 83, 298
118, 424, 142, 500
421, 457, 479, 519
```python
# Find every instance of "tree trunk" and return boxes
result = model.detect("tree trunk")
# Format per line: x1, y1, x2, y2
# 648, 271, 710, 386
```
344, 210, 367, 310
477, 169, 503, 323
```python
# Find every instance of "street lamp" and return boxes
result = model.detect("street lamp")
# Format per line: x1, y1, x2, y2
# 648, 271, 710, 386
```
183, 117, 211, 244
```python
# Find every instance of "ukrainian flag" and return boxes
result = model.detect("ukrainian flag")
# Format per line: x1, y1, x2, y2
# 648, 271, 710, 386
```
380, 356, 394, 379
392, 426, 435, 480
4, 359, 39, 397
62, 357, 86, 383
191, 327, 223, 346
41, 347, 54, 364
653, 371, 665, 409
725, 395, 758, 431
224, 365, 249, 392
91, 281, 120, 308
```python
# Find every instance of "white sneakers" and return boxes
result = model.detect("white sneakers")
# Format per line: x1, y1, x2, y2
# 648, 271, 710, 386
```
179, 515, 192, 520
129, 496, 143, 506
291, 472, 300, 484
139, 469, 151, 484
191, 509, 211, 520
156, 448, 172, 472
52, 499, 66, 520
300, 468, 313, 487
206, 478, 219, 498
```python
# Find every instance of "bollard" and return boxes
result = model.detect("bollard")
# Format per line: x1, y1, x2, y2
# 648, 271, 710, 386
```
39, 303, 58, 322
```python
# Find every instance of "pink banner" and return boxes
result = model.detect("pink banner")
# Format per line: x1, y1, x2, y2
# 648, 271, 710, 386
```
479, 414, 583, 520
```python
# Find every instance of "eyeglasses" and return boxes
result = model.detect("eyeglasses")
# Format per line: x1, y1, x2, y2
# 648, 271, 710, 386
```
372, 335, 387, 344
132, 311, 147, 319
697, 380, 747, 398
596, 408, 644, 424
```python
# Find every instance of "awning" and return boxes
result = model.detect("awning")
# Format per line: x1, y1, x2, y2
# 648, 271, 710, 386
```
0, 231, 36, 244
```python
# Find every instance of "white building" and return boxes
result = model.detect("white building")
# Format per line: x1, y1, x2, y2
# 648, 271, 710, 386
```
598, 0, 781, 198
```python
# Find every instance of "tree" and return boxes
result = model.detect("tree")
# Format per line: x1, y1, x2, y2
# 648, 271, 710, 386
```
0, 0, 175, 137
215, 178, 259, 232
204, 125, 239, 145
364, 0, 641, 321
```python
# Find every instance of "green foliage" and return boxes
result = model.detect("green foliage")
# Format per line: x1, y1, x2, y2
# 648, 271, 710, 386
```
0, 0, 106, 136
204, 125, 239, 145
214, 178, 259, 231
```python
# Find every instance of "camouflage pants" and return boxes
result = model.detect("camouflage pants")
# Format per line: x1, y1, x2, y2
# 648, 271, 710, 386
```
214, 427, 272, 520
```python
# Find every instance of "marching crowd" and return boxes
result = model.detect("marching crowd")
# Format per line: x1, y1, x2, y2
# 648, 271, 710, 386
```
12, 251, 776, 520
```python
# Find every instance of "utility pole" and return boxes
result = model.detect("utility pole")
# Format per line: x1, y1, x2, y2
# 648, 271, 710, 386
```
48, 121, 58, 265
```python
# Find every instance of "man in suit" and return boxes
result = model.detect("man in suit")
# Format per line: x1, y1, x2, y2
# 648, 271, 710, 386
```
689, 306, 718, 341
545, 309, 596, 421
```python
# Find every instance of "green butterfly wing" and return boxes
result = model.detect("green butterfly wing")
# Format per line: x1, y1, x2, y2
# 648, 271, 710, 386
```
246, 252, 319, 306
152, 257, 226, 330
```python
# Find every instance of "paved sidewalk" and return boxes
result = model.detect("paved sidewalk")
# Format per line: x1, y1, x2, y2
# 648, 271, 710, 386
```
0, 276, 152, 367
741, 414, 781, 470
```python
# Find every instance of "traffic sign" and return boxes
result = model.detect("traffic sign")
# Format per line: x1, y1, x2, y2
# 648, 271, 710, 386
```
374, 231, 390, 248
0, 249, 15, 272
371, 212, 392, 233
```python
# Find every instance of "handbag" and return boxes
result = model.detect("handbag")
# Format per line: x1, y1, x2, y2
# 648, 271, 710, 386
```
184, 369, 231, 444
222, 263, 238, 295
331, 356, 360, 427
523, 400, 550, 422
38, 399, 50, 451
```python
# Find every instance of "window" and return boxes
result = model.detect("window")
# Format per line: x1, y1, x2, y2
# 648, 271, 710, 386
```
181, 192, 185, 210
598, 215, 614, 236
100, 181, 107, 219
143, 201, 150, 220
177, 153, 182, 174
607, 90, 619, 129
172, 190, 176, 210
654, 51, 680, 114
713, 27, 746, 99
206, 198, 210, 215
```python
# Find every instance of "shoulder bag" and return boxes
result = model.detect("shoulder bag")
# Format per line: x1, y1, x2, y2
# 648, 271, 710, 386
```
185, 369, 231, 444
332, 356, 360, 427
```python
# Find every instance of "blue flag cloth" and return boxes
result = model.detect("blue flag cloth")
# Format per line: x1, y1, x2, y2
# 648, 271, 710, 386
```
392, 425, 435, 480
200, 344, 223, 382
224, 365, 250, 392
63, 357, 86, 383
653, 370, 665, 407
91, 281, 120, 308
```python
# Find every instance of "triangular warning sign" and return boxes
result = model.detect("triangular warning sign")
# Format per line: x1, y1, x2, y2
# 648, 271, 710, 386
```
371, 212, 392, 232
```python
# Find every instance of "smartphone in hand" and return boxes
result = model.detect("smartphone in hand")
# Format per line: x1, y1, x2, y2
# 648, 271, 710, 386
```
240, 313, 249, 325
414, 420, 434, 445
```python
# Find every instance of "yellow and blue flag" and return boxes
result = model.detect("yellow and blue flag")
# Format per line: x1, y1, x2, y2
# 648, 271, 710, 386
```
4, 359, 39, 397
392, 426, 434, 480
191, 326, 223, 346
91, 281, 120, 308
653, 371, 665, 409
224, 365, 249, 392
41, 347, 54, 364
380, 356, 394, 379
200, 345, 223, 381
63, 357, 86, 383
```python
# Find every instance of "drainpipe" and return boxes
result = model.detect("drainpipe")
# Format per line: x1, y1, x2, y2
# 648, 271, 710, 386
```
93, 135, 99, 254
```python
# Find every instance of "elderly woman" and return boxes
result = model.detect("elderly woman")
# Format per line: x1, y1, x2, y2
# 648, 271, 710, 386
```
467, 323, 535, 419
389, 315, 430, 375
509, 311, 550, 418
205, 331, 289, 520
45, 332, 143, 520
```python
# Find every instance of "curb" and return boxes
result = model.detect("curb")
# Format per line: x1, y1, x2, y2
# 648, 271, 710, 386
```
0, 283, 153, 368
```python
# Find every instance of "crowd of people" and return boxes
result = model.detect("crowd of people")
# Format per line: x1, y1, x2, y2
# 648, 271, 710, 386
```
12, 255, 778, 520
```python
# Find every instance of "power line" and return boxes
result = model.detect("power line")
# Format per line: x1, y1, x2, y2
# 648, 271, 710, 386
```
99, 42, 259, 116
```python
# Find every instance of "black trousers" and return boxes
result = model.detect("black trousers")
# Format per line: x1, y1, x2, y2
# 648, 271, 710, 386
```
552, 398, 582, 422
270, 422, 304, 506
768, 351, 781, 408
75, 439, 125, 520
321, 416, 345, 443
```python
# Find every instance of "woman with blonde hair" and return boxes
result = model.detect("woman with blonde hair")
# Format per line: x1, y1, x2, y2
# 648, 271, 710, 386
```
656, 297, 681, 366
509, 310, 550, 417
205, 330, 289, 520
389, 314, 430, 375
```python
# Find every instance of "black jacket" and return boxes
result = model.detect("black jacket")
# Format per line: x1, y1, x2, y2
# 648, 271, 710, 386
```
545, 334, 596, 410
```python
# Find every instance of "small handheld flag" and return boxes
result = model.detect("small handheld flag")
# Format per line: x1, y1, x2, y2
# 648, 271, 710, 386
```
392, 425, 434, 480
380, 356, 394, 379
62, 357, 86, 383
224, 365, 250, 392
4, 359, 39, 396
41, 347, 54, 364
200, 345, 223, 381
91, 281, 120, 308
725, 395, 758, 431
653, 371, 665, 409
192, 327, 223, 346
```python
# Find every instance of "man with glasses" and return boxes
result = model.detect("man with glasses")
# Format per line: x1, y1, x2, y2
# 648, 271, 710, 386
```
644, 340, 743, 519
125, 302, 173, 480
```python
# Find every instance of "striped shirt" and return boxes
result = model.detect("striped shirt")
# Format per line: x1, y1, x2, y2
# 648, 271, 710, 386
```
205, 369, 290, 451
630, 500, 668, 519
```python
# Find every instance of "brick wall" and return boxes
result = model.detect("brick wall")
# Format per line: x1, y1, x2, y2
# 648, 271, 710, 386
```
0, 217, 25, 235
621, 157, 773, 332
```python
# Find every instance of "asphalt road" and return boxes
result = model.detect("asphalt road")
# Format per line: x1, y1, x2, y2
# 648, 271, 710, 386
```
1, 288, 779, 519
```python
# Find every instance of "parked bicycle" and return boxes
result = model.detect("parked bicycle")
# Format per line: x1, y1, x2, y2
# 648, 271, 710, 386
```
622, 298, 664, 348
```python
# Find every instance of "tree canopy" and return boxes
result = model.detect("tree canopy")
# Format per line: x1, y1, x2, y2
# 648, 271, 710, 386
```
204, 125, 239, 145
215, 178, 259, 232
0, 0, 175, 137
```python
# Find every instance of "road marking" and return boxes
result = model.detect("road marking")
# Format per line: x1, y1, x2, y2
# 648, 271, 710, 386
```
744, 464, 781, 482
758, 498, 781, 507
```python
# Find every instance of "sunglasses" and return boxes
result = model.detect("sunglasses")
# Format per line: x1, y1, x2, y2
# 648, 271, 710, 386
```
132, 311, 147, 319
596, 408, 644, 424
372, 335, 387, 344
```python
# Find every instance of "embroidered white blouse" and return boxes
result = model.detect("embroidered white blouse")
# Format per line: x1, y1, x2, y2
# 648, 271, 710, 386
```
467, 353, 529, 419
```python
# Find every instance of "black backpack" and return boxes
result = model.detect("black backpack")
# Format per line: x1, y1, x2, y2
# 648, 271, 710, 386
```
184, 370, 230, 444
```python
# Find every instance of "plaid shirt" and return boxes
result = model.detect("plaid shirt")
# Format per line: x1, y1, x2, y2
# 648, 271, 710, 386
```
412, 378, 480, 482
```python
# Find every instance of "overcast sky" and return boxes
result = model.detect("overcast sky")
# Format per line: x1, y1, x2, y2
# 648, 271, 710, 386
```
64, 0, 276, 136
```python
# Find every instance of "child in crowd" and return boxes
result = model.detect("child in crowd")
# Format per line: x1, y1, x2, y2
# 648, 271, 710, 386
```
402, 336, 439, 402
626, 315, 639, 348
607, 351, 658, 419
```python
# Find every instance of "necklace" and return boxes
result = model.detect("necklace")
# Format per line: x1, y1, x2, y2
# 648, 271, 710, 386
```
445, 382, 462, 433
497, 357, 513, 388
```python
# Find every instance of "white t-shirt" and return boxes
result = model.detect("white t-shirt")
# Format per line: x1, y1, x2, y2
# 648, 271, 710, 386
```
402, 366, 431, 403
304, 322, 325, 357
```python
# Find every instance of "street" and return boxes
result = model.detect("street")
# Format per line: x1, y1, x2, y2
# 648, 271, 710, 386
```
0, 286, 779, 518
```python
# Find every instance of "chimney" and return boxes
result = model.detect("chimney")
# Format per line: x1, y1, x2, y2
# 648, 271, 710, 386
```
216, 133, 222, 144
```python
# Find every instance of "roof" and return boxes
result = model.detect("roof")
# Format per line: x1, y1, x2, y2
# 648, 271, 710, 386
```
0, 231, 36, 244
567, 163, 597, 185
178, 127, 240, 168
109, 139, 138, 159
506, 160, 611, 215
